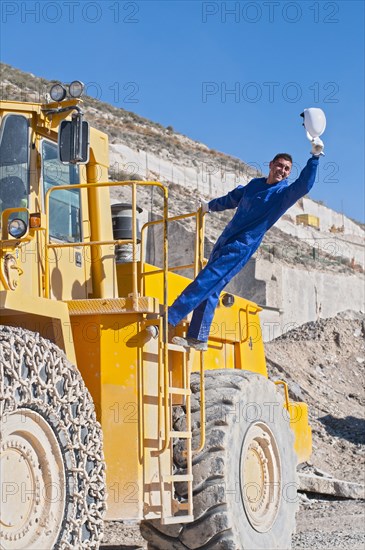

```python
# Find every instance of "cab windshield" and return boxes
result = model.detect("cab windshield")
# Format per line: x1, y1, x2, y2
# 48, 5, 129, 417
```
0, 115, 29, 217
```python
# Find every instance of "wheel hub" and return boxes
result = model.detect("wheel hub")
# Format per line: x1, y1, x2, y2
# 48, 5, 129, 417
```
0, 409, 66, 549
240, 422, 281, 532
1, 440, 40, 537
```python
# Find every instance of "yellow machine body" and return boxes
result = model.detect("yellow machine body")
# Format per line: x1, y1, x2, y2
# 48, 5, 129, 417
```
0, 98, 312, 522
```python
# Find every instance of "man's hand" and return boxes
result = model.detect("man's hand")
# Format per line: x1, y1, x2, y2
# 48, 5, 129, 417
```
200, 199, 210, 214
311, 137, 324, 157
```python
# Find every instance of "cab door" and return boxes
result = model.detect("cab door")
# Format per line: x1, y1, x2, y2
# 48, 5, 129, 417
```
42, 139, 91, 300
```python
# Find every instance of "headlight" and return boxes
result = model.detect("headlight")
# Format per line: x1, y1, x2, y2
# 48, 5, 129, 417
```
50, 83, 67, 102
222, 293, 235, 307
69, 80, 84, 98
8, 218, 27, 238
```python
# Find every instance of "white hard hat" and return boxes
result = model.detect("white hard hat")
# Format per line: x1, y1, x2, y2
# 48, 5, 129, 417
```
300, 108, 326, 138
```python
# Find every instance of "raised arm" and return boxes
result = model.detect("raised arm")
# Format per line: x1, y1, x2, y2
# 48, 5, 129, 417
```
281, 156, 320, 211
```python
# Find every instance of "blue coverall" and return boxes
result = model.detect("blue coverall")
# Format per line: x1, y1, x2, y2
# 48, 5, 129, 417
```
168, 156, 319, 342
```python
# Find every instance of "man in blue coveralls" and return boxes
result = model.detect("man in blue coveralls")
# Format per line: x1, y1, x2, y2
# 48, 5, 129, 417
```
168, 136, 324, 351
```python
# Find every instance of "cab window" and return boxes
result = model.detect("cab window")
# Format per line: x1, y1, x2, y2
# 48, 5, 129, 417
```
0, 115, 29, 215
42, 140, 81, 242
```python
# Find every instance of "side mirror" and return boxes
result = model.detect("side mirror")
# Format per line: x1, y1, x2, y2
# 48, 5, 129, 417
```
58, 114, 89, 164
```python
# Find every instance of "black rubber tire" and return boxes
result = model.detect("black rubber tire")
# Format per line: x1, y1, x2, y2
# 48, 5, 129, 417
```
141, 369, 298, 549
0, 326, 106, 549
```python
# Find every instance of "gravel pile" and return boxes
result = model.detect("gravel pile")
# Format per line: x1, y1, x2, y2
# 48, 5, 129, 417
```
266, 312, 365, 483
292, 499, 365, 550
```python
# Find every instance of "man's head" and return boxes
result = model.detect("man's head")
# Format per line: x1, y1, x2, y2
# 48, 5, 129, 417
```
267, 153, 293, 184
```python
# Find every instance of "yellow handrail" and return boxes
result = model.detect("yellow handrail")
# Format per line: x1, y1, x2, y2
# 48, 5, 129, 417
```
238, 304, 262, 343
193, 352, 206, 454
139, 209, 206, 297
274, 380, 290, 410
140, 264, 196, 277
141, 207, 207, 458
45, 178, 172, 459
44, 180, 167, 299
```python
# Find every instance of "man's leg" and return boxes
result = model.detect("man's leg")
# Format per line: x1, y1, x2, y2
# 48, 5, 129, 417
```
186, 292, 220, 341
168, 242, 252, 330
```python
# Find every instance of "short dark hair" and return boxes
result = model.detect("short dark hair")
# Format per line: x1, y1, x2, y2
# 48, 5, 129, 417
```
272, 153, 293, 164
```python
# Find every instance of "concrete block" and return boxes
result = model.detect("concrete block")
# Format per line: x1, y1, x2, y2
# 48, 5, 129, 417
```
298, 473, 365, 500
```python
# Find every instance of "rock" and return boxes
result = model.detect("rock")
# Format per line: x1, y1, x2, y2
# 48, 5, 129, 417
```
299, 473, 365, 500
298, 492, 316, 505
338, 310, 364, 321
313, 467, 333, 478
315, 365, 325, 376
333, 331, 341, 346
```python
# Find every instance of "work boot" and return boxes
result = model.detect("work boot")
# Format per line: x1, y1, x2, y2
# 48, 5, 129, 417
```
171, 336, 208, 351
145, 325, 159, 339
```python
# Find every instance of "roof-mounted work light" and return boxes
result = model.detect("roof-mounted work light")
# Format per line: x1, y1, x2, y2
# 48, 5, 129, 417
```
48, 81, 85, 102
68, 80, 84, 98
49, 83, 67, 102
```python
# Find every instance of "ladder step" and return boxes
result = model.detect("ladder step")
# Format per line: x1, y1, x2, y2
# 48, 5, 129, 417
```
176, 502, 190, 511
167, 342, 188, 353
168, 386, 191, 396
162, 514, 194, 525
163, 474, 193, 482
170, 431, 191, 439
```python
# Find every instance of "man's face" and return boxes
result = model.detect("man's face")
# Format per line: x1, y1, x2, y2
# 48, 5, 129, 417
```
268, 158, 292, 183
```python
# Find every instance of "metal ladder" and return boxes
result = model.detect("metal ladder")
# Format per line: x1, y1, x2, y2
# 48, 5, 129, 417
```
152, 319, 194, 524
139, 202, 206, 523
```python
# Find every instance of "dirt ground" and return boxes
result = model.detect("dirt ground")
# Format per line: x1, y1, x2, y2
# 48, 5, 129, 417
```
102, 312, 365, 549
102, 499, 365, 550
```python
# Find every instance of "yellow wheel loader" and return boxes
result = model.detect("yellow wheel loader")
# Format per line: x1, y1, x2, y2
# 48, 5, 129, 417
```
0, 85, 312, 549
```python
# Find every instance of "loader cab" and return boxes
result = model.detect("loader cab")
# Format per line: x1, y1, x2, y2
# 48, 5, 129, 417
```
0, 85, 111, 302
0, 81, 89, 229
0, 109, 84, 244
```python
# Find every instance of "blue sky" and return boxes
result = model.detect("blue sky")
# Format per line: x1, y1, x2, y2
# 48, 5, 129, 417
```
1, 0, 364, 222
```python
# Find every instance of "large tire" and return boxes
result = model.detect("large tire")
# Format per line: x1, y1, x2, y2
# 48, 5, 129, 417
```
141, 370, 298, 549
0, 326, 106, 549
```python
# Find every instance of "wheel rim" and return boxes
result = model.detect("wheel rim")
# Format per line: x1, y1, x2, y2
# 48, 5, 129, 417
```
0, 409, 66, 549
240, 422, 281, 533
